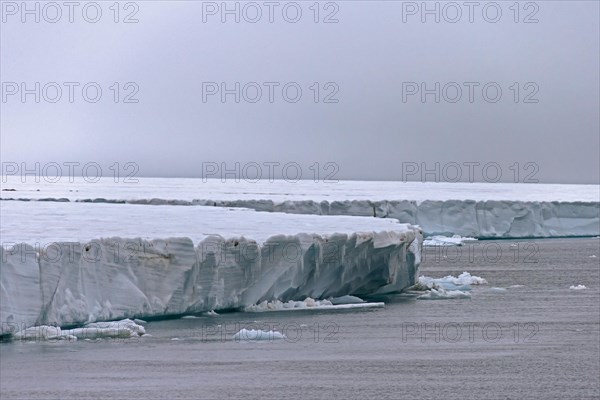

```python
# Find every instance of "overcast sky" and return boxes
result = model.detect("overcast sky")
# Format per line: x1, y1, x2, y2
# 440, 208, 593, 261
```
1, 1, 598, 183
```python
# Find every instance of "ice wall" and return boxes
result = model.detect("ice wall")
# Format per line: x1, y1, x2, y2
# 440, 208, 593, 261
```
193, 199, 599, 238
1, 230, 421, 334
3, 196, 597, 238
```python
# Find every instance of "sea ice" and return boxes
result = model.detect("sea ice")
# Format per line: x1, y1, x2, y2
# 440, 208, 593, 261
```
329, 295, 366, 304
12, 319, 146, 341
423, 235, 478, 246
417, 272, 488, 291
569, 285, 588, 290
412, 272, 487, 300
233, 328, 286, 341
417, 288, 472, 300
244, 298, 383, 312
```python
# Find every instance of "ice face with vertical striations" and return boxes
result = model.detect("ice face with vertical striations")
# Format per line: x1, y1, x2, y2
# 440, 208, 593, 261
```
0, 202, 422, 334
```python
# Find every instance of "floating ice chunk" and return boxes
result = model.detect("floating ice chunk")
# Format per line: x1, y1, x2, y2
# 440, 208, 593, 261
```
417, 271, 487, 291
12, 319, 146, 341
490, 287, 507, 291
416, 276, 436, 289
450, 272, 487, 285
83, 319, 146, 337
233, 329, 286, 341
181, 315, 200, 319
414, 272, 486, 299
205, 310, 219, 316
304, 297, 317, 307
63, 319, 146, 339
416, 278, 471, 291
407, 280, 433, 291
417, 288, 471, 300
329, 295, 365, 305
423, 235, 478, 247
133, 319, 147, 324
569, 285, 588, 290
245, 297, 382, 312
508, 284, 525, 288
13, 326, 62, 341
63, 327, 129, 340
246, 298, 331, 312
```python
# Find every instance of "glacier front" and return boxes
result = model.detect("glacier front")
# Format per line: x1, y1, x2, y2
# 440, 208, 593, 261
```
0, 202, 421, 334
200, 199, 599, 238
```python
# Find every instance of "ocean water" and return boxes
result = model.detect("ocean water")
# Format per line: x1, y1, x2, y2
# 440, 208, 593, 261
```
1, 238, 598, 400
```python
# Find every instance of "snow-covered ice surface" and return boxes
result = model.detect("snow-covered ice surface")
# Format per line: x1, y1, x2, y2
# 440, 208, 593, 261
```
0, 200, 412, 243
0, 201, 421, 334
2, 177, 598, 238
2, 177, 598, 203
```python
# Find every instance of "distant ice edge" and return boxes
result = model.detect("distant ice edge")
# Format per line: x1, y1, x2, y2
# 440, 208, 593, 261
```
0, 229, 421, 334
5, 197, 597, 238
196, 199, 600, 238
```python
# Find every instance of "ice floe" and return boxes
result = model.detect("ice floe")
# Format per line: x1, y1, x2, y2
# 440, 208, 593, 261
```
233, 328, 286, 341
417, 289, 472, 300
12, 319, 146, 341
423, 235, 478, 247
569, 285, 588, 290
244, 298, 384, 312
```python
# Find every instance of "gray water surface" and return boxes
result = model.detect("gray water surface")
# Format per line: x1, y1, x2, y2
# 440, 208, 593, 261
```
1, 238, 599, 399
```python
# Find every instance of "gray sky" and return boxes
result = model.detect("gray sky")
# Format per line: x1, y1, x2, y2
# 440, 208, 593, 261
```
1, 1, 599, 183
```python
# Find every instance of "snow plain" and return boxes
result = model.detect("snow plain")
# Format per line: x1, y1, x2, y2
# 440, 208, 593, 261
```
2, 177, 598, 203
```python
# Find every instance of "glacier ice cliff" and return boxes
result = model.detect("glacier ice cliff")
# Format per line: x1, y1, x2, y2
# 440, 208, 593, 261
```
191, 199, 599, 238
1, 229, 421, 334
